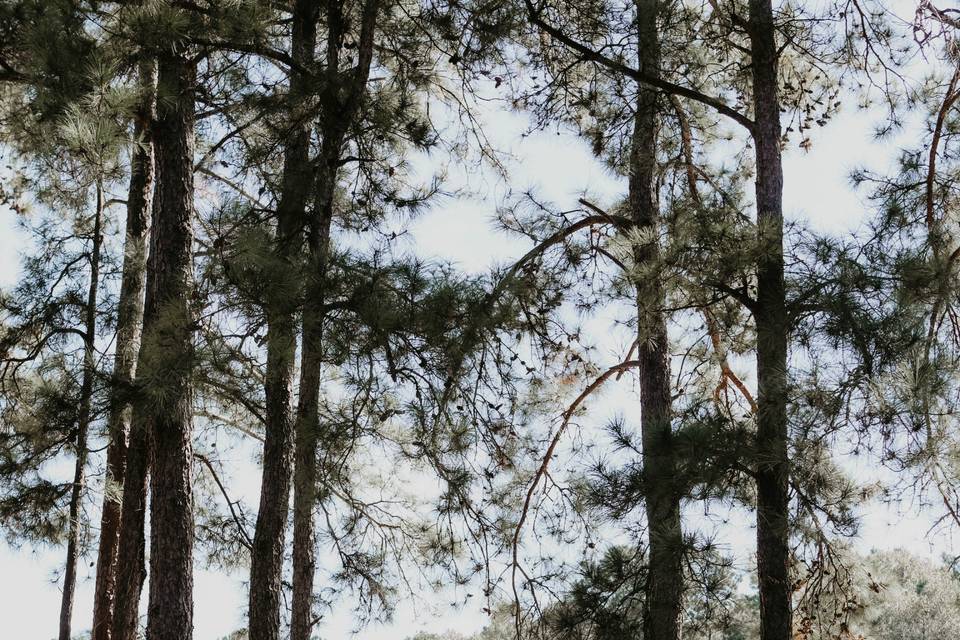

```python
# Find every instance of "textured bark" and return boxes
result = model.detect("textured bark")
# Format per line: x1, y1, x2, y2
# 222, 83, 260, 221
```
248, 3, 318, 640
91, 59, 155, 640
290, 4, 379, 637
289, 306, 324, 640
143, 47, 197, 640
629, 3, 683, 639
110, 409, 149, 640
289, 138, 336, 640
59, 182, 105, 640
747, 1, 791, 639
112, 58, 160, 640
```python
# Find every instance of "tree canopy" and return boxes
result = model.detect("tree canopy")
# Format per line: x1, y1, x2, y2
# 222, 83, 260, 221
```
3, 1, 960, 640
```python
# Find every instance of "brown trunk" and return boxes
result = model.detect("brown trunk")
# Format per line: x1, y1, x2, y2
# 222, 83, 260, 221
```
289, 3, 379, 636
110, 410, 149, 640
248, 2, 318, 639
289, 338, 321, 640
747, 1, 791, 639
289, 148, 335, 640
59, 181, 105, 640
91, 58, 155, 640
143, 46, 197, 640
112, 58, 160, 640
629, 2, 683, 639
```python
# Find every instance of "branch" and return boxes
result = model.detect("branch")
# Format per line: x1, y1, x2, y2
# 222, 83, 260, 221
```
705, 279, 757, 311
197, 166, 267, 208
0, 56, 30, 84
510, 358, 642, 637
491, 212, 629, 304
926, 65, 960, 231
191, 37, 311, 77
0, 326, 90, 365
704, 308, 757, 413
198, 376, 266, 425
435, 209, 632, 426
669, 95, 703, 205
194, 452, 253, 550
523, 0, 755, 133
924, 65, 960, 351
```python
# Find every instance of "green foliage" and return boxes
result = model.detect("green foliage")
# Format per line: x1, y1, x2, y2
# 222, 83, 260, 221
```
2, 2, 960, 640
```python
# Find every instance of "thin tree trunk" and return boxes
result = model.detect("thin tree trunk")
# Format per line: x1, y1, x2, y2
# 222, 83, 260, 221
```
112, 57, 159, 640
59, 181, 105, 640
110, 409, 149, 640
143, 46, 197, 640
289, 148, 336, 640
91, 59, 155, 640
248, 3, 318, 639
629, 2, 683, 639
747, 1, 791, 638
290, 4, 379, 637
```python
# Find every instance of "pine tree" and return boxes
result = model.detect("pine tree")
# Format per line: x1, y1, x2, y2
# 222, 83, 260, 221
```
91, 55, 156, 640
177, 0, 494, 633
59, 175, 105, 640
141, 22, 198, 640
628, 4, 684, 637
247, 2, 317, 638
843, 3, 960, 557
2, 2, 955, 640
433, 2, 756, 636
433, 3, 914, 640
288, 3, 384, 633
744, 2, 791, 637
0, 31, 139, 637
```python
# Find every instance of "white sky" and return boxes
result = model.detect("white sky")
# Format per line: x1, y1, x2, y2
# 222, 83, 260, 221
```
1, 54, 956, 640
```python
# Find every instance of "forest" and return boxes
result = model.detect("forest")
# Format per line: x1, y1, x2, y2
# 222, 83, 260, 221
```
2, 0, 960, 639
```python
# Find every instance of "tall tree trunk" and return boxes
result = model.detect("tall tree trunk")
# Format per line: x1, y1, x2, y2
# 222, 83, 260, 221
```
110, 409, 149, 640
289, 142, 336, 640
289, 3, 379, 637
143, 46, 197, 640
629, 2, 683, 639
747, 1, 791, 639
248, 3, 318, 639
289, 5, 382, 636
59, 181, 105, 640
112, 57, 159, 640
91, 59, 155, 640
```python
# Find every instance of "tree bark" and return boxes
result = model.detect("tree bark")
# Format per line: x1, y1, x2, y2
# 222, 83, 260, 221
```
248, 2, 318, 639
91, 58, 155, 640
143, 46, 197, 640
289, 136, 336, 640
110, 409, 149, 640
747, 1, 791, 639
290, 4, 379, 637
112, 57, 160, 640
629, 2, 683, 639
59, 181, 105, 640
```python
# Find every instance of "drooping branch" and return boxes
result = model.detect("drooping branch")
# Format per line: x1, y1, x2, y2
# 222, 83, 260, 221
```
191, 37, 311, 77
704, 308, 757, 414
195, 453, 253, 550
491, 212, 627, 302
510, 358, 643, 636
